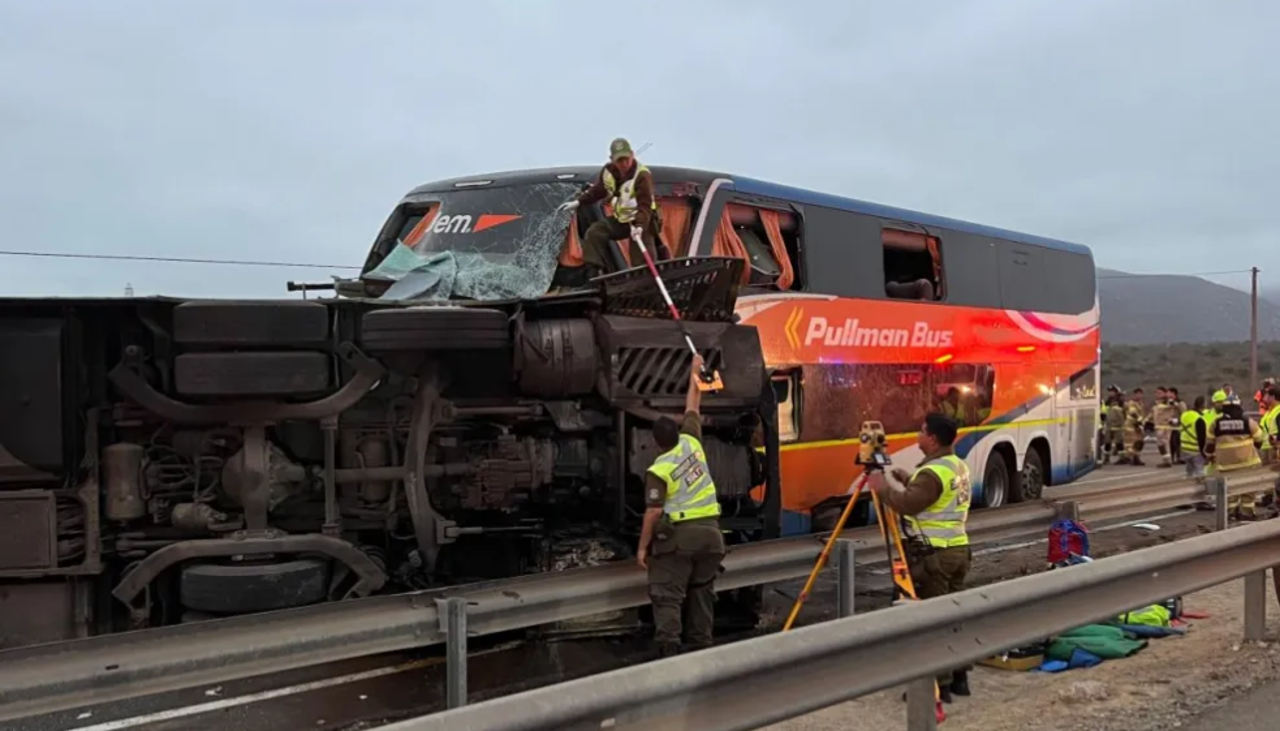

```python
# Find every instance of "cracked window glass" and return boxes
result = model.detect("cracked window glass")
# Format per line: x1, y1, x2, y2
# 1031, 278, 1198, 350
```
363, 181, 581, 302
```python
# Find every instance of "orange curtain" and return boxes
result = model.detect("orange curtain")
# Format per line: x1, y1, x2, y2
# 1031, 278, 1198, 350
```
659, 198, 694, 257
558, 218, 583, 267
925, 235, 943, 297
712, 209, 752, 284
757, 209, 796, 290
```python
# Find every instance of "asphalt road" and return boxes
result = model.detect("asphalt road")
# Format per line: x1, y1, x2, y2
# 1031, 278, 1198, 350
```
1179, 679, 1277, 731
10, 462, 1227, 731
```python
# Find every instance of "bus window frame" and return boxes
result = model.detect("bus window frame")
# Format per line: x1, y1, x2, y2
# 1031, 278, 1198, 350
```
772, 369, 802, 443
694, 189, 807, 292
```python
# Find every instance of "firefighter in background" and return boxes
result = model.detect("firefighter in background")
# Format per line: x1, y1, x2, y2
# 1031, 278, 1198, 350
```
1151, 387, 1179, 468
1257, 378, 1277, 415
1101, 386, 1127, 466
1180, 395, 1209, 481
1168, 387, 1187, 465
1123, 387, 1147, 466
1206, 391, 1266, 520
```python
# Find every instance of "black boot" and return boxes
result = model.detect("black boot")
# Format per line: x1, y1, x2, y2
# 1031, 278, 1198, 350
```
938, 686, 954, 704
950, 671, 971, 697
655, 642, 680, 659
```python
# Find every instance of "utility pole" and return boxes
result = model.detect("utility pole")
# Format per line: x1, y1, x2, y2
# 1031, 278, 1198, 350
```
1250, 266, 1259, 395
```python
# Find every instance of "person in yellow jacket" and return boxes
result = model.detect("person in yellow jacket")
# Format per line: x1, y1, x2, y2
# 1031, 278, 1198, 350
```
1168, 387, 1187, 465
872, 412, 972, 703
1259, 385, 1280, 465
1123, 388, 1147, 466
1206, 392, 1265, 520
1101, 388, 1127, 465
637, 353, 724, 658
1180, 396, 1209, 481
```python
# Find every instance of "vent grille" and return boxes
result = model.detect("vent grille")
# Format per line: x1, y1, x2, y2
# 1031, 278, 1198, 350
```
598, 257, 744, 322
615, 347, 723, 396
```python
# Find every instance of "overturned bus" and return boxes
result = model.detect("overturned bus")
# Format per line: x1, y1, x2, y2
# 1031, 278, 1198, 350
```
0, 165, 781, 647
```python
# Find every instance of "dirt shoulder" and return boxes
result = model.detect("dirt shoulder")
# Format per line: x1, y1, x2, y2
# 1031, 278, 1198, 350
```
767, 521, 1280, 731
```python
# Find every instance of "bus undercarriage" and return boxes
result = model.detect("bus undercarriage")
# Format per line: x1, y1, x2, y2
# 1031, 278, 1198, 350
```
0, 258, 779, 648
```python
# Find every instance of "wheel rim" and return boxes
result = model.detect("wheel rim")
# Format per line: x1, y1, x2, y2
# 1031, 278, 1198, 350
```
1023, 462, 1044, 499
985, 467, 1008, 508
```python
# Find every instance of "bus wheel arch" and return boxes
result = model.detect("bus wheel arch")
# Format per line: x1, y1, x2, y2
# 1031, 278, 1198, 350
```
979, 442, 1015, 509
1014, 438, 1051, 503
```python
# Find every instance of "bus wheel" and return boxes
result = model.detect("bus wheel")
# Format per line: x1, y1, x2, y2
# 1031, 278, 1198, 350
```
980, 454, 1010, 509
1016, 448, 1047, 502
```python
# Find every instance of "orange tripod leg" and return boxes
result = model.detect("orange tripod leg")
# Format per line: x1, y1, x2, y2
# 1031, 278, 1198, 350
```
872, 490, 947, 724
781, 474, 869, 632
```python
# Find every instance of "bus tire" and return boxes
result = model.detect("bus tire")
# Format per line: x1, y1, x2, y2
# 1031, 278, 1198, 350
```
360, 307, 510, 353
173, 300, 331, 348
980, 452, 1011, 509
1016, 446, 1047, 502
180, 558, 331, 614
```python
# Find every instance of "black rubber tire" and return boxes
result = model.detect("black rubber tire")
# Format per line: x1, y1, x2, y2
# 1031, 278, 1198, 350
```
173, 300, 330, 347
360, 306, 510, 352
980, 452, 1010, 509
180, 558, 331, 614
174, 351, 331, 396
1016, 447, 1047, 502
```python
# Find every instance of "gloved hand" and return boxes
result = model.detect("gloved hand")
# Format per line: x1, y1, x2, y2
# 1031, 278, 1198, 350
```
557, 200, 580, 213
630, 225, 643, 241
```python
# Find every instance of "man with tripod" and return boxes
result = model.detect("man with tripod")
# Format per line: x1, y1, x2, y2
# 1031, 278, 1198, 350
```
870, 413, 973, 702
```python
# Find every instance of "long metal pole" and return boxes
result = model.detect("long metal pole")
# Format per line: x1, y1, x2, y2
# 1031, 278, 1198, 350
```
1250, 266, 1259, 395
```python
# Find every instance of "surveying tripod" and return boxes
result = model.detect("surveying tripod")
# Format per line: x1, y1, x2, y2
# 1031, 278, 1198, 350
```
781, 422, 947, 724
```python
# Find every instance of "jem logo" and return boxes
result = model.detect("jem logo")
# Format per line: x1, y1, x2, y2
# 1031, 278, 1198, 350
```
430, 214, 475, 234
803, 317, 954, 348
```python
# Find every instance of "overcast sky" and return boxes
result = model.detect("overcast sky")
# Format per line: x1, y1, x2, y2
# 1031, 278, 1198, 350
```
1, 0, 1275, 299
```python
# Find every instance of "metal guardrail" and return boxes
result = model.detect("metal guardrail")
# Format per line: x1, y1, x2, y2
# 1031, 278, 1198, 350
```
0, 470, 1274, 722
391, 477, 1280, 731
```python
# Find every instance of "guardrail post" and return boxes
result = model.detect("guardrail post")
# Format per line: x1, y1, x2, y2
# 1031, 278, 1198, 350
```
438, 596, 469, 708
836, 538, 856, 618
1244, 570, 1267, 641
905, 677, 938, 731
1211, 476, 1229, 532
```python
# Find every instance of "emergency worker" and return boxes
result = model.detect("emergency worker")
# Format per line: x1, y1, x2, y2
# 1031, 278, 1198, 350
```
1257, 378, 1277, 415
1102, 387, 1127, 465
1180, 396, 1209, 481
558, 138, 664, 280
1151, 387, 1179, 468
940, 387, 965, 426
637, 353, 724, 658
1206, 393, 1265, 520
1259, 386, 1280, 464
871, 413, 972, 702
1124, 388, 1147, 466
1168, 387, 1187, 464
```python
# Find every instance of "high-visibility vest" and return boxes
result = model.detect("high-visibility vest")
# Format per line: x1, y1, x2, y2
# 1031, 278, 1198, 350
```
1210, 416, 1262, 471
903, 455, 972, 548
1179, 410, 1203, 454
1203, 409, 1220, 431
1261, 404, 1280, 449
602, 164, 657, 224
647, 433, 721, 522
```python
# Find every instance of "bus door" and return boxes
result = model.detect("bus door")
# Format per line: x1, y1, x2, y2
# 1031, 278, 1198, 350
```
1062, 366, 1100, 477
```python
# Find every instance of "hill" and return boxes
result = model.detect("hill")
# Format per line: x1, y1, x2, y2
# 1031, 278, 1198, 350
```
1097, 268, 1280, 345
1102, 340, 1279, 401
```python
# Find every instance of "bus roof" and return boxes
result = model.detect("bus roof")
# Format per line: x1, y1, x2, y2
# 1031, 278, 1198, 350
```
405, 165, 1090, 256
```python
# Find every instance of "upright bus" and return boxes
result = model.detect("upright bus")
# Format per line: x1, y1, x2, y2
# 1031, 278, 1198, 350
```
363, 164, 1101, 536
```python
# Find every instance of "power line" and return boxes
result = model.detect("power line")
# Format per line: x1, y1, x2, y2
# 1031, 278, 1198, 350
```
1097, 269, 1257, 280
0, 249, 360, 270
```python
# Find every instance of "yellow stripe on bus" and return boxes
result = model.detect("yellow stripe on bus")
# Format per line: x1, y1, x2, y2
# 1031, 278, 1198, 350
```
766, 417, 1072, 453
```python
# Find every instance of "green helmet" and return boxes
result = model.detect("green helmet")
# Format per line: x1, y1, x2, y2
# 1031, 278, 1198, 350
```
1211, 389, 1228, 404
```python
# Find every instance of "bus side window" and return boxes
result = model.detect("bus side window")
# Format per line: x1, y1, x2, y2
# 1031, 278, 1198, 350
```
715, 204, 800, 290
883, 228, 944, 301
772, 370, 801, 443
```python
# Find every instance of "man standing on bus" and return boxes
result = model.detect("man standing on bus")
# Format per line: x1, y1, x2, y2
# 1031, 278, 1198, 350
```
871, 413, 972, 702
637, 353, 724, 659
557, 138, 665, 280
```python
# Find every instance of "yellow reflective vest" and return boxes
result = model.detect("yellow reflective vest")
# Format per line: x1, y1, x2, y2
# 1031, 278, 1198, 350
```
904, 454, 971, 548
647, 433, 721, 522
602, 164, 657, 224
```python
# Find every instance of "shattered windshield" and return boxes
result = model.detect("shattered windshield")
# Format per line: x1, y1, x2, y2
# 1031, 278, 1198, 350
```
364, 181, 581, 302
